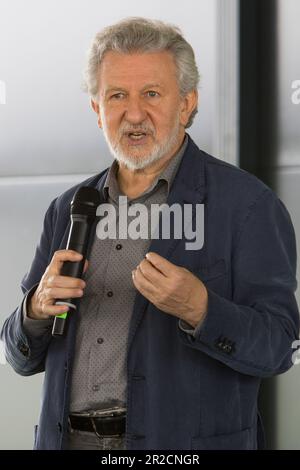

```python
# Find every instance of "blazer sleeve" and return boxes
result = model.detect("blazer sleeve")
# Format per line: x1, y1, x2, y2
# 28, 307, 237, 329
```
0, 198, 57, 376
178, 188, 300, 378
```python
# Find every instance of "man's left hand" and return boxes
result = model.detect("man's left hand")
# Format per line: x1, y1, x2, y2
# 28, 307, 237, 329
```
131, 251, 208, 328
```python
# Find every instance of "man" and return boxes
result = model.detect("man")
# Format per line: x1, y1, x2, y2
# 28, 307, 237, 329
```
1, 17, 299, 450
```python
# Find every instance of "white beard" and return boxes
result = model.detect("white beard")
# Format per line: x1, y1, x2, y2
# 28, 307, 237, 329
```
101, 112, 182, 171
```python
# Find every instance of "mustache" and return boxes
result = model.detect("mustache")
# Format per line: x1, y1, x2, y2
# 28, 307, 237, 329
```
118, 125, 154, 136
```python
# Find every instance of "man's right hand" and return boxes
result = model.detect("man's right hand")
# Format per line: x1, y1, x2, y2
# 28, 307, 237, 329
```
27, 250, 89, 320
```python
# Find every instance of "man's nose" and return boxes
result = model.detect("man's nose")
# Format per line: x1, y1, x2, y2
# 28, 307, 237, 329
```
124, 96, 147, 124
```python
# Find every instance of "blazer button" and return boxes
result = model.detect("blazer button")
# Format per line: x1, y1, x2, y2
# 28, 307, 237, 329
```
215, 336, 235, 354
223, 344, 232, 353
18, 342, 30, 357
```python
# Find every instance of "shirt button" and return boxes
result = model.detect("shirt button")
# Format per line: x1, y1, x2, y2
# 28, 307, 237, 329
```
107, 291, 113, 297
116, 243, 122, 250
97, 337, 104, 344
92, 385, 100, 392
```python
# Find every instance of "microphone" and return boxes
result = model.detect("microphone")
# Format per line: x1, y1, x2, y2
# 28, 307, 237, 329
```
52, 186, 101, 337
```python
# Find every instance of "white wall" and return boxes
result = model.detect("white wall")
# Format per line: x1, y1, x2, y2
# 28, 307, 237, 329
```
0, 0, 218, 449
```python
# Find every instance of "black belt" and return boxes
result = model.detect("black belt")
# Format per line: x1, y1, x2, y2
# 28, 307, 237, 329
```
69, 413, 126, 437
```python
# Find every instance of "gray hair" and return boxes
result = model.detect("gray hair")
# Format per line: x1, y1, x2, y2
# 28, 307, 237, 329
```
82, 17, 200, 128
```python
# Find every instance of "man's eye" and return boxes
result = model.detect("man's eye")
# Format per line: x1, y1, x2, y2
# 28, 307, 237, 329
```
146, 91, 159, 98
111, 93, 125, 100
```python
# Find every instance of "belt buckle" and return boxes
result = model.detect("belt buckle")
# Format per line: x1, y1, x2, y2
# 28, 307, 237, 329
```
90, 407, 126, 439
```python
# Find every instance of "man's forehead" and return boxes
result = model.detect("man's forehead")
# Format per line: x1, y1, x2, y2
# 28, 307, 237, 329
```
99, 50, 176, 75
101, 49, 174, 63
98, 50, 178, 89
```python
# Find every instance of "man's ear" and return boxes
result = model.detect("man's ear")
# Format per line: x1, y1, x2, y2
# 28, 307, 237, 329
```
90, 98, 102, 129
179, 89, 198, 127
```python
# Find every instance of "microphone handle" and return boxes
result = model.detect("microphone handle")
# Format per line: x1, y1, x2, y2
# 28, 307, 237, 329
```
52, 217, 93, 337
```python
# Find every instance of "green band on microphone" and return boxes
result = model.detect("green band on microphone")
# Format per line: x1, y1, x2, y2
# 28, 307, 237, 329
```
56, 312, 68, 319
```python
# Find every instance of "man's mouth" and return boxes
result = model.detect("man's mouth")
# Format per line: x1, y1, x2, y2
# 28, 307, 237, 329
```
124, 131, 151, 145
127, 132, 147, 140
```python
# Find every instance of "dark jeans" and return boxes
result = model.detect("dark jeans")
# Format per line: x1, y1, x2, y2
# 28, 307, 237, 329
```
65, 427, 126, 450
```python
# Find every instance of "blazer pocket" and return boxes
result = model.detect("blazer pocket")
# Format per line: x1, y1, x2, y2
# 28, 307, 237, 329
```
191, 425, 256, 450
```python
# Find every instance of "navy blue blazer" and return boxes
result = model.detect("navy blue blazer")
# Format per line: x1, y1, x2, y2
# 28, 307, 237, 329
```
1, 135, 299, 450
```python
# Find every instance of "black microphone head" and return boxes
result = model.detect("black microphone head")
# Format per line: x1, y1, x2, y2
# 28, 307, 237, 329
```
71, 186, 101, 217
